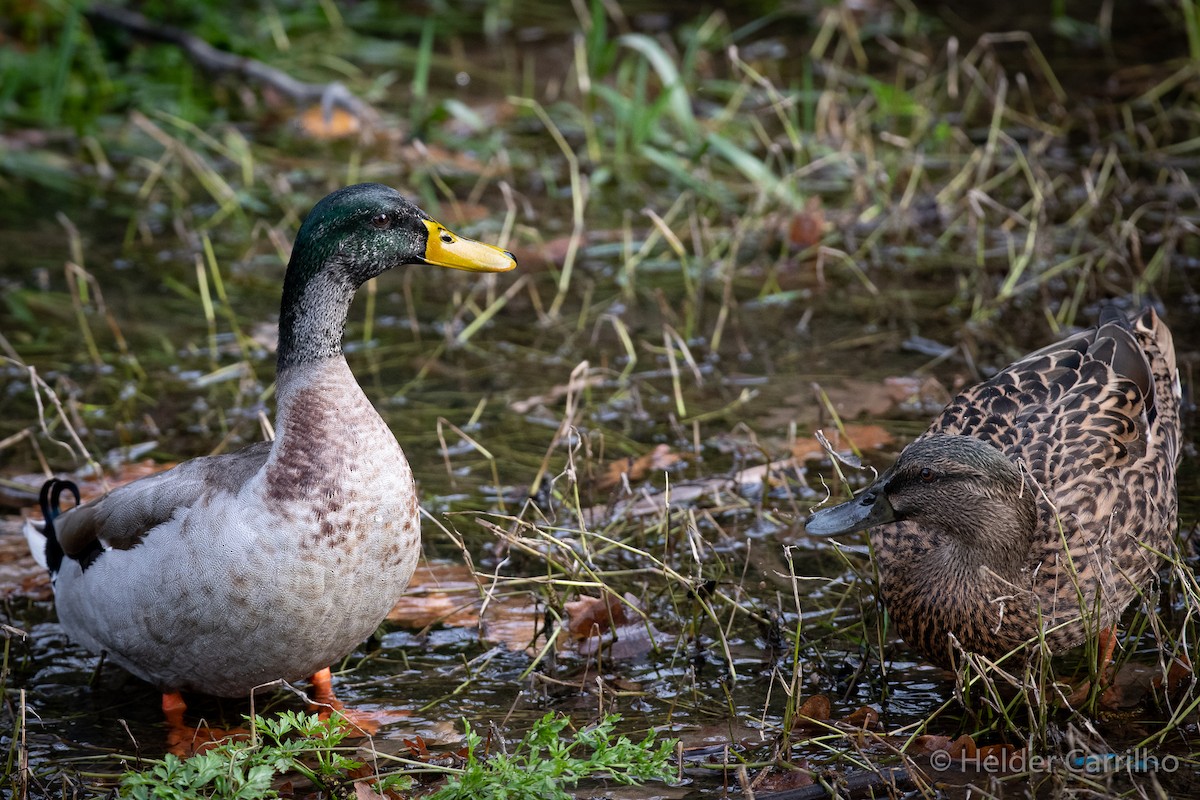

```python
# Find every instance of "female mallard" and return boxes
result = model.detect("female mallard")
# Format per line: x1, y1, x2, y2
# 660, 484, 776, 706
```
807, 308, 1180, 669
23, 183, 515, 713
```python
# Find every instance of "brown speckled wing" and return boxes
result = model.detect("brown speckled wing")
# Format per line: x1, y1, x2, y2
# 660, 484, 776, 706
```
922, 319, 1154, 492
54, 440, 273, 557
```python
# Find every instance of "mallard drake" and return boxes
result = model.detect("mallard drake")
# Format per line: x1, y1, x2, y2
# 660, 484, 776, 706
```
806, 308, 1180, 669
23, 183, 515, 712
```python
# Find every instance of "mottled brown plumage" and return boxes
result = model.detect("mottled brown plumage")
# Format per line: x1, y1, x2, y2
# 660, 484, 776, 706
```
807, 308, 1180, 668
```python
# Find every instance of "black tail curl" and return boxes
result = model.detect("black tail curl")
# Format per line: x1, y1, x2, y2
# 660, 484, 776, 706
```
38, 478, 79, 576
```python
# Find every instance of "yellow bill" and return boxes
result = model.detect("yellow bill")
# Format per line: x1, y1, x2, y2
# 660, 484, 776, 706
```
422, 219, 516, 273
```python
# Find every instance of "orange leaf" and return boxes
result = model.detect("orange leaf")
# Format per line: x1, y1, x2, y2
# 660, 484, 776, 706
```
794, 424, 894, 462
947, 734, 977, 759
596, 444, 681, 491
296, 106, 361, 139
565, 592, 630, 638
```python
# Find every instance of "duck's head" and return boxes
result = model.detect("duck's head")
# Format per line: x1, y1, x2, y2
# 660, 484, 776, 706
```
278, 183, 516, 368
292, 182, 516, 284
806, 435, 1037, 566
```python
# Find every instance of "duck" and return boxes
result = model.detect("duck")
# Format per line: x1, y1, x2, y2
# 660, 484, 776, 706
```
806, 307, 1180, 670
23, 183, 516, 717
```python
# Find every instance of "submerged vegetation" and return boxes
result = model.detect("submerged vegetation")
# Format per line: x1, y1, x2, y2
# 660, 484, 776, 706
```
1, 0, 1198, 797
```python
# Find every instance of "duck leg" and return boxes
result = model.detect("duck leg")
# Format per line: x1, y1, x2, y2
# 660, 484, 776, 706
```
309, 667, 344, 711
1097, 625, 1118, 673
162, 691, 188, 726
162, 691, 245, 755
308, 668, 409, 734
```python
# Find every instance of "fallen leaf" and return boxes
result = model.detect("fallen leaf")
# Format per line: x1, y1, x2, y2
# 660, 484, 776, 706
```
566, 592, 665, 659
354, 781, 386, 800
793, 424, 894, 462
596, 444, 682, 491
731, 459, 801, 488
787, 196, 825, 250
905, 734, 954, 755
795, 695, 832, 724
296, 106, 361, 139
755, 762, 815, 792
403, 736, 430, 759
565, 592, 630, 638
841, 705, 879, 730
976, 743, 1018, 763
386, 561, 542, 653
947, 734, 977, 759
819, 375, 949, 420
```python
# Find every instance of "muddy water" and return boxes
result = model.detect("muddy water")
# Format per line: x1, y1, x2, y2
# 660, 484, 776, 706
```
2, 204, 1198, 795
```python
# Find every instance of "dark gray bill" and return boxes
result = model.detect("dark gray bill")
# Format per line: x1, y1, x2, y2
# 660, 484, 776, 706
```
805, 487, 896, 536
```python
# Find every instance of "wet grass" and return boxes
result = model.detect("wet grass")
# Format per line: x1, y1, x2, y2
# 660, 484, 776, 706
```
1, 0, 1200, 797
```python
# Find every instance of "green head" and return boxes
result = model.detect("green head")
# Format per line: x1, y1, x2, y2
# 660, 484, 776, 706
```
278, 183, 516, 368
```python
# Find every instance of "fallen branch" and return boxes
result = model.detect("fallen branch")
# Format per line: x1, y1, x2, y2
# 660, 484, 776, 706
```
87, 4, 378, 126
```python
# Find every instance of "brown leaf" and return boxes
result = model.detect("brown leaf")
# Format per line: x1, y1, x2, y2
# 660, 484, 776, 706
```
732, 459, 801, 488
596, 444, 682, 491
795, 695, 832, 722
565, 592, 631, 638
976, 743, 1017, 762
566, 592, 664, 659
840, 705, 879, 730
387, 562, 482, 630
755, 762, 815, 792
386, 561, 542, 653
404, 736, 430, 759
787, 196, 825, 250
819, 373, 952, 420
793, 424, 894, 462
947, 734, 977, 759
905, 734, 954, 755
883, 375, 951, 413
353, 781, 387, 800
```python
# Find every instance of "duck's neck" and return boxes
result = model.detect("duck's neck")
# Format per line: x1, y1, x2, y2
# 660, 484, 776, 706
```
276, 265, 356, 370
265, 357, 381, 506
940, 492, 1038, 581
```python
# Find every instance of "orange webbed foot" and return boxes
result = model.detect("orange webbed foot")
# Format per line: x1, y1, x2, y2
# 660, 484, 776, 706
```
307, 668, 409, 736
162, 692, 248, 756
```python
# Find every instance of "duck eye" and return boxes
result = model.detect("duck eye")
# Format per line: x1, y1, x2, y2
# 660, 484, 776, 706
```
920, 467, 935, 482
370, 213, 391, 230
